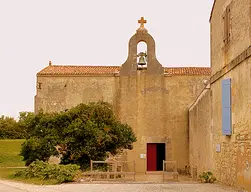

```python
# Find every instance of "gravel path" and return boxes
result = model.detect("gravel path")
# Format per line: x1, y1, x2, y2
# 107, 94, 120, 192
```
0, 180, 243, 192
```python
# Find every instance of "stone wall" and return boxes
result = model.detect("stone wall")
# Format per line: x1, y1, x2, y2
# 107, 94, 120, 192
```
189, 85, 213, 178
35, 71, 209, 173
35, 75, 117, 113
211, 57, 251, 190
189, 0, 251, 190
210, 0, 251, 74
117, 71, 209, 172
189, 58, 251, 191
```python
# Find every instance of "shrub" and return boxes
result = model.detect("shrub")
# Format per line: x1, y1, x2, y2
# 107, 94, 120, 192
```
199, 171, 216, 183
21, 102, 137, 168
20, 137, 58, 166
15, 160, 80, 183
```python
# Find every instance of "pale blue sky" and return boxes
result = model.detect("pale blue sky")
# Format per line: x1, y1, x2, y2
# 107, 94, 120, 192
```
0, 0, 214, 118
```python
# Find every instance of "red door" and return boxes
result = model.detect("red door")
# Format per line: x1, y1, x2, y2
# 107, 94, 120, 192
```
147, 143, 157, 171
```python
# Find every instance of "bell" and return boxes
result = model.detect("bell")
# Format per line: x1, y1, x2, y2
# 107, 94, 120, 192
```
138, 56, 146, 65
138, 52, 147, 66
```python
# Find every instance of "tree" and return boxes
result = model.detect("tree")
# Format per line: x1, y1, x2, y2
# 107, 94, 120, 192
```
18, 111, 36, 138
0, 115, 25, 139
21, 102, 137, 168
0, 112, 36, 139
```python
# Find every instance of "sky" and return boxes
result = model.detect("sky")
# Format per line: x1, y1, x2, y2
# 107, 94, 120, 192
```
0, 0, 214, 118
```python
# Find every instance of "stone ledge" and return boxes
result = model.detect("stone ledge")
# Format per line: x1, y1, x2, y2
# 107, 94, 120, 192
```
210, 45, 251, 84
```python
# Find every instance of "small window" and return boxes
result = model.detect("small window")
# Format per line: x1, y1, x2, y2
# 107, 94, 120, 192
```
223, 5, 231, 45
37, 82, 42, 89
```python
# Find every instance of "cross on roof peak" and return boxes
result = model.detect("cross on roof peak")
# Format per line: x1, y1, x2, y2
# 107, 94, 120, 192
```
138, 17, 147, 28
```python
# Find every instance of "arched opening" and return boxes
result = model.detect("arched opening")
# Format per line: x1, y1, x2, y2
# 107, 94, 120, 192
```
137, 41, 147, 69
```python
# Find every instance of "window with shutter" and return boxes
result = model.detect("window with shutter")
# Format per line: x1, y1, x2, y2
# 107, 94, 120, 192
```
222, 78, 232, 136
223, 5, 231, 45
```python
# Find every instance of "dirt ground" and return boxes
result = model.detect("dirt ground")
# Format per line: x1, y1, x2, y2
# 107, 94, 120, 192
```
0, 180, 245, 192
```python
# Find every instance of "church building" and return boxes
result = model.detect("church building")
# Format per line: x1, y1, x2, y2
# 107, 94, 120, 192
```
35, 17, 211, 173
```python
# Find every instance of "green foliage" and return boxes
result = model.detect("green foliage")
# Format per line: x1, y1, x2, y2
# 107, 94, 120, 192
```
21, 102, 137, 169
0, 116, 23, 139
15, 160, 80, 183
20, 137, 58, 166
18, 112, 35, 139
199, 171, 216, 183
0, 168, 25, 179
0, 112, 35, 139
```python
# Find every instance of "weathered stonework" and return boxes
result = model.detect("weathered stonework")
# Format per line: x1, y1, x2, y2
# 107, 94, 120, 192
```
189, 85, 213, 178
210, 0, 251, 74
211, 57, 251, 190
190, 57, 251, 191
120, 27, 163, 76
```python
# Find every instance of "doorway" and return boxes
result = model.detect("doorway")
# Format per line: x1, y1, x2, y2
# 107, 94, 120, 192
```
147, 143, 166, 171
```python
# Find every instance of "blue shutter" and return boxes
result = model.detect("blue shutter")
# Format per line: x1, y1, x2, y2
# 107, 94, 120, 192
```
222, 78, 232, 135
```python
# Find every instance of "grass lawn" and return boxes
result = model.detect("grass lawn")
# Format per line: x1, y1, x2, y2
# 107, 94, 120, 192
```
0, 168, 25, 179
0, 139, 25, 167
0, 139, 26, 181
0, 168, 58, 185
0, 139, 59, 185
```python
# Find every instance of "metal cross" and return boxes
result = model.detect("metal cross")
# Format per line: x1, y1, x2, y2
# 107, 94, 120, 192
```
138, 17, 147, 28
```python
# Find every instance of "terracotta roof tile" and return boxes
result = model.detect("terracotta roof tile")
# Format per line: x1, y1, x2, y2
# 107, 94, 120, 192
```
164, 67, 211, 75
37, 65, 211, 76
37, 65, 120, 76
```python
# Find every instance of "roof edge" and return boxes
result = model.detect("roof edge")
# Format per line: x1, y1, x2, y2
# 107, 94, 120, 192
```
36, 65, 211, 77
209, 0, 217, 22
37, 65, 50, 75
44, 64, 121, 67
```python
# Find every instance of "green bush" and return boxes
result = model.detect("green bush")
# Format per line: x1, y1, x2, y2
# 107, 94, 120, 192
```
20, 137, 58, 166
15, 160, 80, 183
199, 171, 216, 183
21, 102, 136, 169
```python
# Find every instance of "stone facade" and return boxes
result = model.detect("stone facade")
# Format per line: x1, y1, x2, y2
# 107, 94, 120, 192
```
35, 22, 211, 173
189, 84, 213, 178
189, 0, 251, 191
